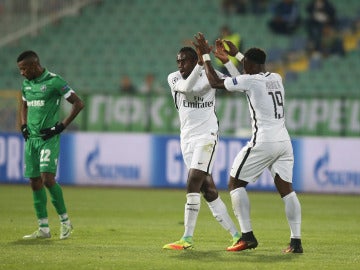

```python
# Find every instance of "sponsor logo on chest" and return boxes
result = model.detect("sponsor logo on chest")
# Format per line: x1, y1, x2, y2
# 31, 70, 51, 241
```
27, 100, 45, 107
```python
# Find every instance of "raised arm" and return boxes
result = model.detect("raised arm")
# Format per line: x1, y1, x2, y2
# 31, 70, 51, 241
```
173, 64, 203, 93
192, 33, 226, 90
214, 39, 240, 77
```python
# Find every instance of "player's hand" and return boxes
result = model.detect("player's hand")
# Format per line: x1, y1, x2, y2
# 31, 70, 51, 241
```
192, 32, 212, 57
40, 122, 65, 140
21, 124, 30, 141
223, 40, 239, 57
214, 39, 230, 64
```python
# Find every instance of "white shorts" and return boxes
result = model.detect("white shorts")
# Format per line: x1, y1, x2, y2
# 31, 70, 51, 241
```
230, 140, 294, 183
181, 137, 218, 174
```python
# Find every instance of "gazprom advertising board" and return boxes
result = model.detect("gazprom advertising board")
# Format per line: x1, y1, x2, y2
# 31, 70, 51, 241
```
1, 132, 359, 194
299, 137, 360, 193
60, 133, 151, 186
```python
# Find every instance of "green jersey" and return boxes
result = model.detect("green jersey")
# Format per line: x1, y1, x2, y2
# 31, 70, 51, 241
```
21, 68, 73, 138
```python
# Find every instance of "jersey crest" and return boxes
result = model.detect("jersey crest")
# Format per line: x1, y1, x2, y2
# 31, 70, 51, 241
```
171, 76, 179, 85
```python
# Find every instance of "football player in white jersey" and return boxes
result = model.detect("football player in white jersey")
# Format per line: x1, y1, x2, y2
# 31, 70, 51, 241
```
193, 32, 303, 254
163, 46, 241, 250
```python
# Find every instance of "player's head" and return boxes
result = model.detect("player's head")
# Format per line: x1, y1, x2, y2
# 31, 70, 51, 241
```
17, 50, 43, 80
243, 47, 266, 74
177, 47, 198, 79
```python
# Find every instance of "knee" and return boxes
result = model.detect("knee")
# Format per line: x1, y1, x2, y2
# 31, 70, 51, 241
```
41, 174, 56, 189
30, 177, 43, 191
202, 187, 218, 202
274, 174, 293, 197
228, 176, 247, 191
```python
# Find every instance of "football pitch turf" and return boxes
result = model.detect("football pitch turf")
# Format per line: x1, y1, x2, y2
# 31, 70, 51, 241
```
0, 184, 359, 270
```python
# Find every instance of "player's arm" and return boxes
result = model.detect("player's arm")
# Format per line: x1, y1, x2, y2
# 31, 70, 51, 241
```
20, 98, 29, 141
173, 64, 203, 93
62, 91, 85, 127
20, 98, 27, 126
214, 39, 240, 77
193, 33, 226, 90
40, 91, 84, 140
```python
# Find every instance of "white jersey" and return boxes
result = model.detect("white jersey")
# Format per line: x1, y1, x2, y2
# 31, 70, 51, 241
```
168, 64, 224, 144
224, 72, 290, 144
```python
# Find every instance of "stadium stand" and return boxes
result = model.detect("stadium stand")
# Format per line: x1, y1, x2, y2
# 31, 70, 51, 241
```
0, 0, 359, 98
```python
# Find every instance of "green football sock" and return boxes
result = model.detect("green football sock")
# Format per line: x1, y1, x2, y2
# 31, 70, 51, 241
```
33, 187, 48, 220
47, 183, 67, 216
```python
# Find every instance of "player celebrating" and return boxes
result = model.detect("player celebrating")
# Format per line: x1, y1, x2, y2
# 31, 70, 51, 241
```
193, 32, 303, 253
163, 46, 241, 250
17, 50, 84, 240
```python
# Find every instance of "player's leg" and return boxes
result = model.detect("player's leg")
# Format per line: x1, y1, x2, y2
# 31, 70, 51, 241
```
163, 142, 199, 250
201, 174, 240, 244
181, 139, 219, 245
271, 141, 302, 253
192, 138, 239, 241
23, 139, 51, 239
42, 172, 72, 239
274, 175, 303, 253
163, 168, 202, 250
183, 168, 203, 240
227, 143, 270, 251
41, 137, 72, 240
227, 177, 257, 251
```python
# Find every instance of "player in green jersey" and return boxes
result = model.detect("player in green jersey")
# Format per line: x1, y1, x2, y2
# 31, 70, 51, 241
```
17, 50, 84, 240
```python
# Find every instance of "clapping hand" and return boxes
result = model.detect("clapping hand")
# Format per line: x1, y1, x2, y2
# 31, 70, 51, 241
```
192, 32, 212, 62
222, 40, 239, 57
214, 38, 230, 64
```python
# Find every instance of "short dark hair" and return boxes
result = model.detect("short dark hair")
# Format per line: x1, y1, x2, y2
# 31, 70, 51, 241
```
17, 50, 39, 63
244, 48, 266, 64
179, 47, 198, 62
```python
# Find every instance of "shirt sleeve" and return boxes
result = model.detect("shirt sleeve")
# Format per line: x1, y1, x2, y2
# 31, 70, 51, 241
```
224, 61, 240, 77
53, 75, 74, 97
224, 74, 250, 92
168, 64, 203, 93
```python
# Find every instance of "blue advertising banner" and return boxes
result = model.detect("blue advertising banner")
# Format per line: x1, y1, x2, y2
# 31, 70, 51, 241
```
1, 132, 359, 194
0, 133, 26, 184
150, 135, 285, 192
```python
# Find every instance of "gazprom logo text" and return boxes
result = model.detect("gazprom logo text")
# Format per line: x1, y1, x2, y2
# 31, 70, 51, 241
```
86, 144, 140, 180
314, 148, 360, 186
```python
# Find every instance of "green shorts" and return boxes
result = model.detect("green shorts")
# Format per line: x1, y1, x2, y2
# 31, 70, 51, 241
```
24, 136, 60, 178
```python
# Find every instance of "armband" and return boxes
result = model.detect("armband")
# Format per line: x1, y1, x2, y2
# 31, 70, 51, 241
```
235, 52, 244, 62
202, 54, 211, 62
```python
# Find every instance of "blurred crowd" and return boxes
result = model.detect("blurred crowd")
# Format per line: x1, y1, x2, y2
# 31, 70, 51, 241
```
219, 0, 360, 82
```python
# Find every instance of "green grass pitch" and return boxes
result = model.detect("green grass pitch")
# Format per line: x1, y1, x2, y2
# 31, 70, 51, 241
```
0, 184, 359, 270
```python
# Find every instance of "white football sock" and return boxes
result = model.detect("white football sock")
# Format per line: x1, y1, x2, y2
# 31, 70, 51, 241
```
230, 187, 252, 233
207, 196, 239, 237
282, 191, 301, 239
59, 213, 70, 224
38, 218, 50, 233
183, 193, 201, 238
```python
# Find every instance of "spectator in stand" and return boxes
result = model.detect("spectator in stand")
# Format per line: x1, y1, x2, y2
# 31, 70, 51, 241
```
221, 0, 248, 15
305, 0, 337, 52
268, 0, 301, 35
119, 75, 137, 95
319, 23, 345, 57
139, 73, 164, 95
250, 0, 269, 15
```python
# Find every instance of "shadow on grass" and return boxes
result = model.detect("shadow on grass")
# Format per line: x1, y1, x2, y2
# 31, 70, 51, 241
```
165, 249, 301, 263
9, 239, 56, 246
